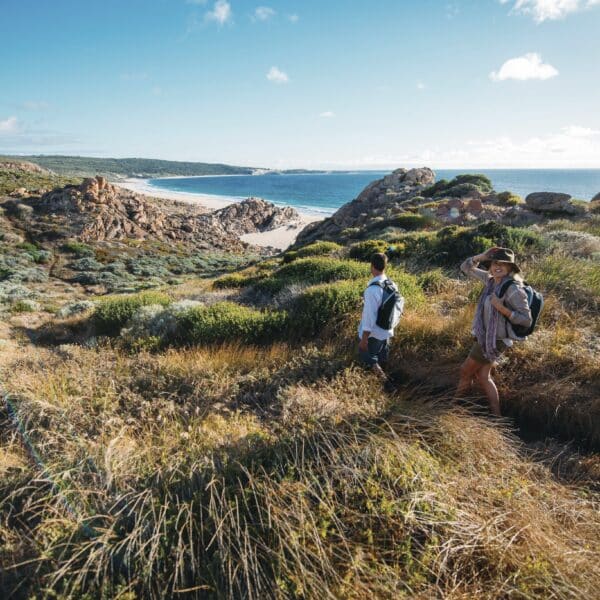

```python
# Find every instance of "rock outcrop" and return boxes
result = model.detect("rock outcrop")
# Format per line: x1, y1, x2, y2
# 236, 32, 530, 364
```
202, 198, 301, 237
296, 168, 435, 244
18, 176, 300, 252
525, 192, 584, 215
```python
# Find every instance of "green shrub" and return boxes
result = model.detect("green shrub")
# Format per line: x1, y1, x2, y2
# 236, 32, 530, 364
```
497, 191, 523, 206
283, 241, 342, 263
175, 302, 287, 345
213, 272, 257, 289
417, 269, 453, 294
290, 280, 363, 336
422, 174, 492, 199
94, 291, 171, 335
391, 213, 433, 231
348, 239, 390, 261
61, 241, 95, 257
255, 258, 368, 294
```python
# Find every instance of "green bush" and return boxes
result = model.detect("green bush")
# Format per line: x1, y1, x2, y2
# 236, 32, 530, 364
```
417, 269, 453, 294
61, 241, 95, 257
290, 280, 363, 336
94, 291, 171, 335
213, 272, 257, 289
496, 191, 523, 206
348, 239, 390, 261
385, 267, 426, 308
422, 174, 492, 198
391, 213, 433, 231
255, 258, 368, 294
283, 241, 342, 263
175, 302, 287, 345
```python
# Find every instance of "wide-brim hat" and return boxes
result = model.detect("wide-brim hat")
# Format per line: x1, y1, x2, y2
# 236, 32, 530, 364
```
480, 247, 521, 273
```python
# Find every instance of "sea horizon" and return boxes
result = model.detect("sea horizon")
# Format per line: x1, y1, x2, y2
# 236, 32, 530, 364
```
145, 168, 600, 216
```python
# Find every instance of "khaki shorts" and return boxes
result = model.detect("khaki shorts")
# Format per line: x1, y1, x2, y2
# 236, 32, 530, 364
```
468, 340, 508, 365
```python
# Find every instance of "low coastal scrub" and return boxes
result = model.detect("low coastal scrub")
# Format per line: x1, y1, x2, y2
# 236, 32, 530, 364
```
94, 290, 171, 335
422, 174, 493, 198
496, 190, 524, 206
348, 239, 391, 261
283, 240, 342, 263
390, 222, 547, 267
175, 301, 287, 345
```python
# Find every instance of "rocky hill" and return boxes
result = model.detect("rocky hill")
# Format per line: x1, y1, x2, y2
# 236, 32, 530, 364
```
296, 167, 592, 246
5, 175, 301, 251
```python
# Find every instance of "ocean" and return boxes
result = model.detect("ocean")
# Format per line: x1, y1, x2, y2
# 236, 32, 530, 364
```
148, 169, 600, 216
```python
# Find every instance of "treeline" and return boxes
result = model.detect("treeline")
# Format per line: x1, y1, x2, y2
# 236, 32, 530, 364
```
0, 155, 257, 178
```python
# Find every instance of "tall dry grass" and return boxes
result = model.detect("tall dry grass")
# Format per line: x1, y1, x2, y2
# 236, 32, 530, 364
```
1, 342, 599, 599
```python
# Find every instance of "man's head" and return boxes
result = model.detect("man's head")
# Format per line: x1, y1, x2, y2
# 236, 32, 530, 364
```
370, 252, 387, 276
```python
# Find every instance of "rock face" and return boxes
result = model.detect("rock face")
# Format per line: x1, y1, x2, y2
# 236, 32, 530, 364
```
525, 192, 583, 215
203, 198, 301, 237
591, 192, 600, 203
24, 176, 299, 252
296, 167, 435, 244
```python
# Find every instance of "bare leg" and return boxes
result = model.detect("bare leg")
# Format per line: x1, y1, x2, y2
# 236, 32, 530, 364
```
476, 363, 501, 416
457, 357, 482, 397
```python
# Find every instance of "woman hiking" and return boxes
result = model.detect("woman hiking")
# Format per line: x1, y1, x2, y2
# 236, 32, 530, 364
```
457, 247, 532, 416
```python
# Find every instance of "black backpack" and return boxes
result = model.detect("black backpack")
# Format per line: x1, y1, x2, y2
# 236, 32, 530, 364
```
368, 279, 405, 330
498, 279, 543, 337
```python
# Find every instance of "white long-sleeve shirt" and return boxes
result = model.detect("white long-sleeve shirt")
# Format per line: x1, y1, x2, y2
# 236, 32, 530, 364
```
358, 274, 394, 341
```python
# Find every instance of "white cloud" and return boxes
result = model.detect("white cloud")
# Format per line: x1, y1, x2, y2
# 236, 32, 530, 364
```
416, 81, 426, 90
562, 125, 600, 137
319, 111, 335, 118
0, 116, 19, 134
266, 66, 289, 84
205, 0, 232, 24
500, 0, 600, 22
253, 6, 275, 21
288, 13, 299, 22
490, 53, 558, 81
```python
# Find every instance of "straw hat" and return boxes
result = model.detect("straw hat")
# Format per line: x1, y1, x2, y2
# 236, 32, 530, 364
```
480, 247, 521, 273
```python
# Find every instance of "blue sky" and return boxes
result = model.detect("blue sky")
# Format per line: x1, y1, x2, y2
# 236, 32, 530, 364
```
1, 0, 599, 168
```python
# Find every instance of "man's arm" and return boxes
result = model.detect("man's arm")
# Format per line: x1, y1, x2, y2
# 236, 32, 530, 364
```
359, 287, 379, 351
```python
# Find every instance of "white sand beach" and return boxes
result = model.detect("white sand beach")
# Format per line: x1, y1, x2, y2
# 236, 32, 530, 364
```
116, 178, 322, 250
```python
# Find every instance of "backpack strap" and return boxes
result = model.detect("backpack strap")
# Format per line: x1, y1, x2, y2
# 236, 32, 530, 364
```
498, 278, 517, 298
368, 278, 394, 290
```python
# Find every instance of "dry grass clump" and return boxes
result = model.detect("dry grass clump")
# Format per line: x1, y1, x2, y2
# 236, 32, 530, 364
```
1, 339, 599, 599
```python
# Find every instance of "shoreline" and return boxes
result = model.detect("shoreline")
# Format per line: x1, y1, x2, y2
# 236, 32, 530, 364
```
115, 178, 323, 250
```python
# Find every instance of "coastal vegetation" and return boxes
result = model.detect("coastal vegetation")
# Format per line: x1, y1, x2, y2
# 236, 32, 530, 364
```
1, 164, 599, 598
0, 155, 256, 178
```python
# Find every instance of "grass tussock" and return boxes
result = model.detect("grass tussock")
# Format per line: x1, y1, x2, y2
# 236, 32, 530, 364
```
1, 343, 598, 599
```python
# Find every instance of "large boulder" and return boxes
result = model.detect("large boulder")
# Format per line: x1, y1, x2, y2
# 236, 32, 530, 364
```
525, 192, 583, 215
295, 167, 435, 244
204, 198, 301, 236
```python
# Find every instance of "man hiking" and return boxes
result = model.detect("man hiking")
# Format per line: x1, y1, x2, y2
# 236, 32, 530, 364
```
358, 252, 404, 380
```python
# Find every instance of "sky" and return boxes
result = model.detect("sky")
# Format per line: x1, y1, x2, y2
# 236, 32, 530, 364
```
1, 0, 599, 169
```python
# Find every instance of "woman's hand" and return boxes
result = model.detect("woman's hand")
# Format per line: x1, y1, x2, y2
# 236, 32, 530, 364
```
491, 294, 512, 318
490, 295, 504, 310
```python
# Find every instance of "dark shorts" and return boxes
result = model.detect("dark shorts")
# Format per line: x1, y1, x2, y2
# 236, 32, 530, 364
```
468, 340, 508, 365
359, 337, 390, 367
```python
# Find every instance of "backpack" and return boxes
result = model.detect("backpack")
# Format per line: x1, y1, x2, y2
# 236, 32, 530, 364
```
498, 279, 543, 337
368, 279, 405, 330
